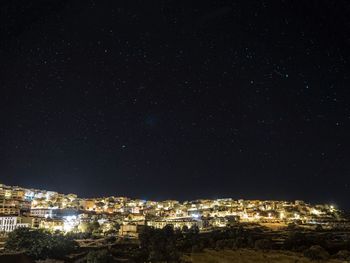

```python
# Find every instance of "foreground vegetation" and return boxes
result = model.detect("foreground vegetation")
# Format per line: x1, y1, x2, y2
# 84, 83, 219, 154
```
4, 228, 77, 260
2, 224, 350, 262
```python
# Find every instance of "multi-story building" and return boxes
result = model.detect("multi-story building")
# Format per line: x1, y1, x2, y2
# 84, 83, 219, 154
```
0, 216, 33, 232
147, 217, 203, 229
30, 208, 55, 218
39, 218, 64, 232
119, 224, 145, 238
0, 199, 20, 215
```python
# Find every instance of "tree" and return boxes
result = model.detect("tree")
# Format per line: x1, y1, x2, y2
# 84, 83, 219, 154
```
112, 222, 120, 232
182, 225, 189, 233
5, 228, 77, 260
138, 226, 180, 262
189, 225, 200, 235
86, 220, 101, 236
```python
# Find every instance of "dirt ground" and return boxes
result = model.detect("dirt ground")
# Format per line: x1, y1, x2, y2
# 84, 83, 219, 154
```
183, 249, 342, 263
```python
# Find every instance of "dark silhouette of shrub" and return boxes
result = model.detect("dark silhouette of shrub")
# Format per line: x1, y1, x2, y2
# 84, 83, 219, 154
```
86, 250, 113, 263
303, 245, 330, 261
333, 250, 350, 261
254, 239, 273, 250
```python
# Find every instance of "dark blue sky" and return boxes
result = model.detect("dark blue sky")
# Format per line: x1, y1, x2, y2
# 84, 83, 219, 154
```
0, 0, 349, 209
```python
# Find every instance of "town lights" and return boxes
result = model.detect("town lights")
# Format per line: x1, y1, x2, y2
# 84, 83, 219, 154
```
311, 209, 321, 215
192, 214, 200, 219
63, 216, 78, 232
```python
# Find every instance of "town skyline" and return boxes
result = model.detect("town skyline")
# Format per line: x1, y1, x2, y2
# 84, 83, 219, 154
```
1, 181, 344, 211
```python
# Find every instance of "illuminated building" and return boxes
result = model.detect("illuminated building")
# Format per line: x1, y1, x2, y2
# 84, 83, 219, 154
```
0, 216, 33, 232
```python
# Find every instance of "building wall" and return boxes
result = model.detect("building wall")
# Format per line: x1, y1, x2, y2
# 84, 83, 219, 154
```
30, 208, 54, 218
0, 216, 30, 232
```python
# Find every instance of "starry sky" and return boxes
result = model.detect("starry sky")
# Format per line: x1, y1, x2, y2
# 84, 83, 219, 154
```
1, 1, 349, 209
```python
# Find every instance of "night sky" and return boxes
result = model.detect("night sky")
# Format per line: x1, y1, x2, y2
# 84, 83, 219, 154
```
1, 1, 349, 209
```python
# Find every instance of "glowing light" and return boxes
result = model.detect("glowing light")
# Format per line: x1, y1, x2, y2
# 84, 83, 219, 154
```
63, 216, 78, 232
192, 214, 200, 219
311, 209, 321, 215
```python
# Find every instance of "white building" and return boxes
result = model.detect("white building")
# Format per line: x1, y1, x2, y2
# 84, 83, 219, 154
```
0, 216, 32, 232
30, 208, 55, 218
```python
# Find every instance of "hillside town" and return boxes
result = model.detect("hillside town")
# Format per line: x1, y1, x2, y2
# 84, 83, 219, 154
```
0, 183, 347, 239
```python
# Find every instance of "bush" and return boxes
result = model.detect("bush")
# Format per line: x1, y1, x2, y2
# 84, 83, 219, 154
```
233, 237, 247, 249
86, 250, 113, 263
191, 245, 202, 253
287, 222, 297, 230
284, 231, 309, 250
303, 245, 330, 261
315, 225, 323, 231
215, 240, 225, 250
254, 239, 272, 250
333, 250, 350, 261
